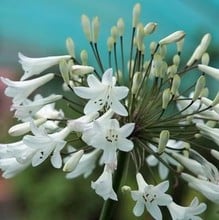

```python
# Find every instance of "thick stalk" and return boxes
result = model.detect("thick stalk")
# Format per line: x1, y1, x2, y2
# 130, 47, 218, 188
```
99, 151, 129, 220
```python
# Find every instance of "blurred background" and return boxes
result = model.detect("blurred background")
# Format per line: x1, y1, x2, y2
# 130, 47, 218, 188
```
0, 0, 219, 219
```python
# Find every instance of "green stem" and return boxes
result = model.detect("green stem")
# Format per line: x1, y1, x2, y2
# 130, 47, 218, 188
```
99, 151, 129, 220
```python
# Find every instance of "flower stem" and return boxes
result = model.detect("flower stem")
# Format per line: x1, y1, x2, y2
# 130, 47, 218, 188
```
99, 151, 129, 220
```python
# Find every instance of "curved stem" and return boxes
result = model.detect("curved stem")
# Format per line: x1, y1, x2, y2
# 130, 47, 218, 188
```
99, 151, 129, 220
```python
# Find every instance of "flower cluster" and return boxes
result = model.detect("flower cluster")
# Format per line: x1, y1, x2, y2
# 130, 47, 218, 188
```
1, 3, 219, 219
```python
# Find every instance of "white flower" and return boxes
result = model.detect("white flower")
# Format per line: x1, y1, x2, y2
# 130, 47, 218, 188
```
181, 173, 219, 204
131, 173, 172, 219
23, 125, 71, 168
167, 197, 207, 220
82, 118, 135, 165
18, 52, 71, 80
91, 164, 117, 201
12, 94, 62, 121
196, 123, 219, 146
73, 68, 129, 116
0, 142, 33, 178
1, 73, 54, 105
66, 149, 100, 179
198, 64, 219, 81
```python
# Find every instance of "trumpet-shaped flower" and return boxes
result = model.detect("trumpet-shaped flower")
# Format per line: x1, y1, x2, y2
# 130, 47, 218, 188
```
23, 125, 71, 168
167, 197, 207, 220
91, 164, 117, 201
131, 173, 172, 219
1, 73, 54, 105
12, 94, 62, 121
18, 52, 71, 80
82, 118, 135, 165
73, 68, 129, 116
181, 173, 219, 204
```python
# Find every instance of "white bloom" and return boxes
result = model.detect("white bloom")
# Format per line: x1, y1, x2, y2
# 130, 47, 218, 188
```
1, 73, 54, 105
82, 118, 135, 165
12, 94, 62, 121
18, 52, 71, 80
181, 173, 219, 204
73, 68, 129, 116
66, 149, 101, 179
131, 173, 172, 219
167, 197, 207, 220
159, 31, 185, 45
91, 164, 117, 201
23, 125, 71, 168
196, 123, 219, 146
0, 142, 33, 178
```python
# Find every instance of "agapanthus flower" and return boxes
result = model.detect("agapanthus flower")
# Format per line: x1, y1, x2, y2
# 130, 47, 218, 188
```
1, 2, 219, 219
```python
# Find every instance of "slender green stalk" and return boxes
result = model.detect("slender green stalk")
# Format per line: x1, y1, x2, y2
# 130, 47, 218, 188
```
99, 152, 129, 220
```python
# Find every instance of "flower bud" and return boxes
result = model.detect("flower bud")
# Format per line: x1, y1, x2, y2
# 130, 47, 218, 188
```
81, 14, 92, 42
136, 23, 145, 51
111, 26, 118, 42
171, 74, 181, 95
158, 130, 170, 154
192, 75, 206, 101
159, 31, 185, 45
211, 149, 219, 161
132, 3, 141, 28
107, 36, 114, 52
117, 18, 125, 36
80, 50, 88, 65
59, 60, 70, 85
201, 53, 210, 65
66, 37, 75, 58
212, 92, 219, 107
131, 72, 141, 95
198, 64, 219, 80
121, 185, 131, 193
176, 38, 184, 54
92, 16, 100, 43
162, 88, 171, 109
72, 65, 94, 75
63, 150, 84, 172
8, 118, 46, 136
173, 54, 180, 66
144, 22, 157, 35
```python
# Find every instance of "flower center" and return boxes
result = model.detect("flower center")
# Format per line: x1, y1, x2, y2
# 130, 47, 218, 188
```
105, 129, 118, 143
143, 192, 157, 203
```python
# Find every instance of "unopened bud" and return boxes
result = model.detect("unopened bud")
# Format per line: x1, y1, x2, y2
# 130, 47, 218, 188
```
117, 18, 125, 36
59, 60, 70, 85
159, 30, 185, 45
173, 54, 180, 66
81, 14, 92, 42
176, 38, 184, 55
162, 88, 171, 109
111, 26, 118, 42
72, 65, 94, 75
192, 75, 206, 101
212, 92, 219, 107
66, 37, 75, 58
92, 16, 100, 43
107, 36, 114, 52
211, 149, 219, 161
171, 74, 181, 95
80, 50, 88, 65
131, 72, 141, 95
150, 41, 157, 55
121, 185, 131, 193
63, 150, 84, 172
136, 23, 144, 51
9, 118, 46, 136
198, 64, 219, 80
132, 3, 141, 28
144, 22, 157, 35
201, 53, 210, 65
158, 130, 170, 154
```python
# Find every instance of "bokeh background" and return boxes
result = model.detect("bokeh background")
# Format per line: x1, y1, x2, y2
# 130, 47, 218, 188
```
0, 0, 219, 219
